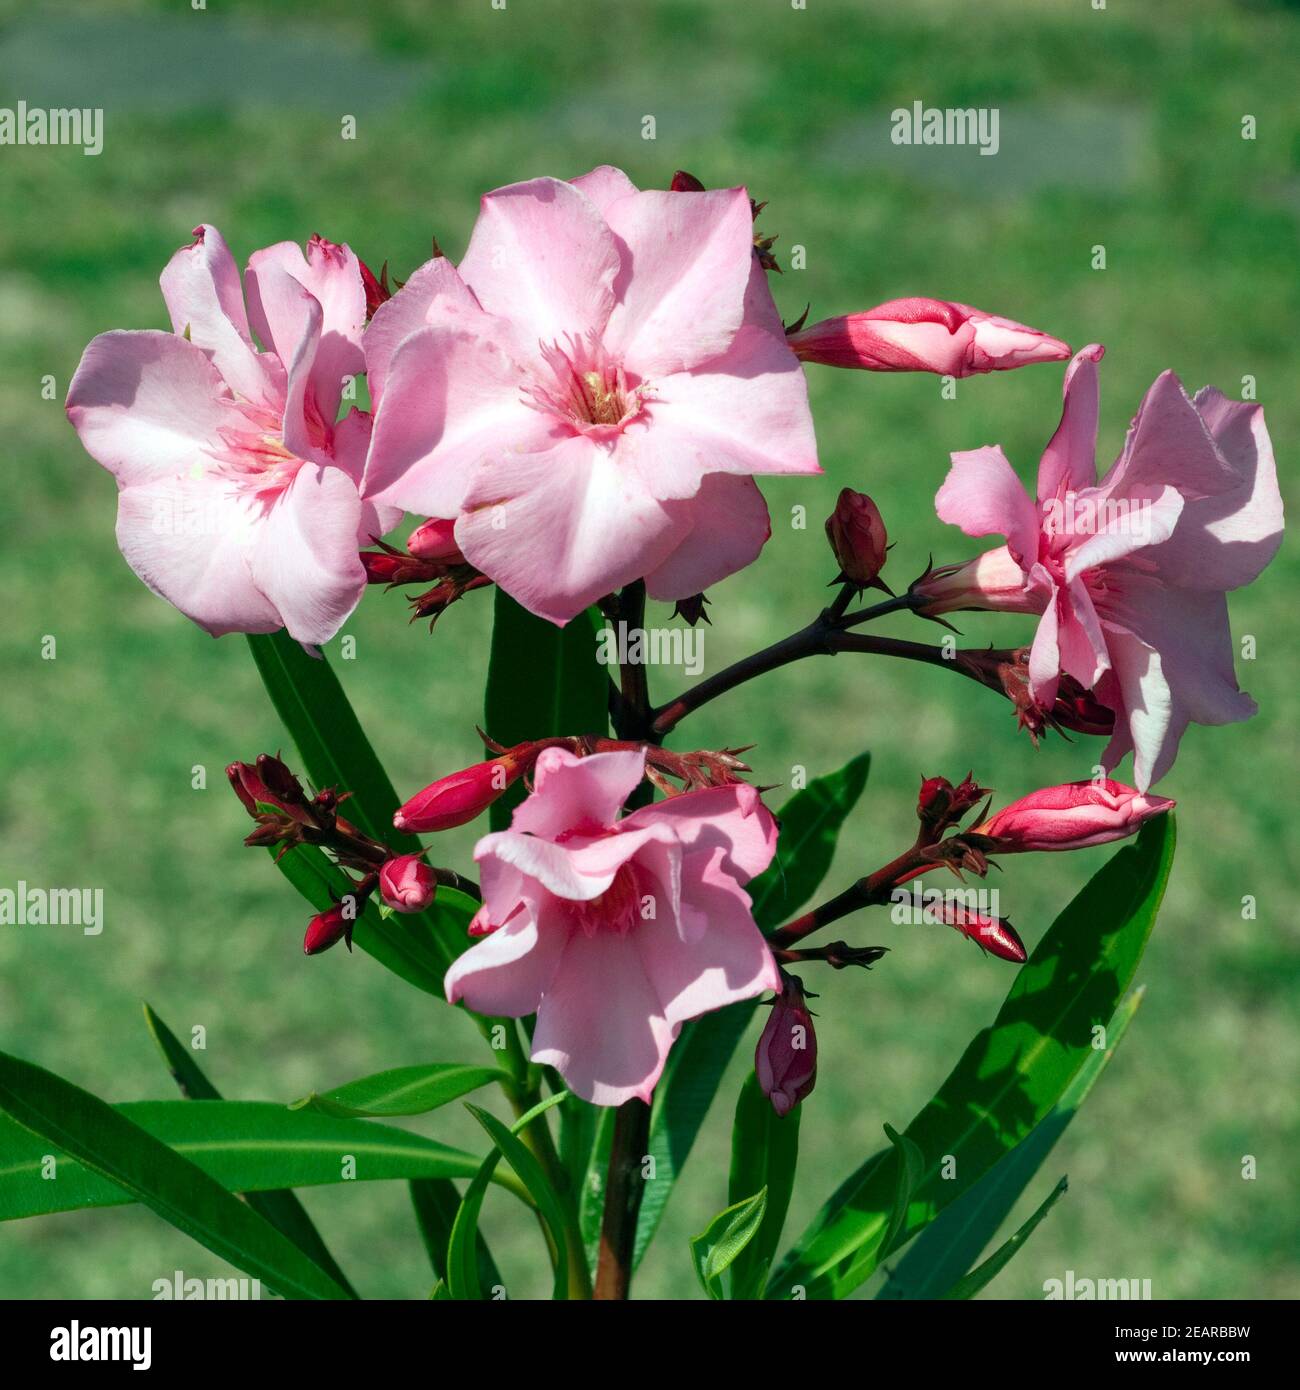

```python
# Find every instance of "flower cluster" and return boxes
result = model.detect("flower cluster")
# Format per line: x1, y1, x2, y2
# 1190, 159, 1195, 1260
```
70, 164, 1278, 1118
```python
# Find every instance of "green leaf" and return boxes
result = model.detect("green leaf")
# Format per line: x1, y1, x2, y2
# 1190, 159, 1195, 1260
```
632, 754, 873, 1266
409, 1179, 502, 1293
467, 1102, 572, 1301
246, 633, 481, 991
246, 632, 418, 851
0, 1099, 528, 1220
0, 1050, 352, 1300
769, 814, 1175, 1300
690, 1189, 768, 1300
749, 750, 872, 931
880, 1122, 926, 1260
879, 988, 1144, 1300
579, 1105, 616, 1272
142, 1003, 357, 1299
941, 1176, 1068, 1299
293, 1064, 505, 1119
727, 1073, 801, 1299
484, 592, 609, 830
445, 1092, 568, 1301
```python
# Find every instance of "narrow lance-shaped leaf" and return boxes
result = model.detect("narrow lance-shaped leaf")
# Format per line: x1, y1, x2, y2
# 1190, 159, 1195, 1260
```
941, 1176, 1068, 1300
0, 1050, 352, 1300
0, 1100, 530, 1222
445, 1092, 569, 1301
142, 1004, 357, 1299
690, 1189, 768, 1300
484, 592, 609, 830
768, 815, 1175, 1300
727, 1072, 801, 1300
631, 753, 872, 1266
878, 987, 1144, 1300
409, 1178, 502, 1294
292, 1064, 506, 1119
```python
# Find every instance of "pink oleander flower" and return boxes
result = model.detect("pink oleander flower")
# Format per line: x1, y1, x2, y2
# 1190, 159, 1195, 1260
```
919, 345, 1283, 788
971, 778, 1174, 852
786, 297, 1070, 376
444, 747, 780, 1105
360, 165, 820, 625
378, 853, 437, 914
755, 973, 817, 1117
67, 225, 399, 645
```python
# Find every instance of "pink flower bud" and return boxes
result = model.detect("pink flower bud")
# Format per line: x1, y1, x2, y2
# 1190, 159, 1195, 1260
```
825, 488, 888, 588
378, 853, 437, 914
910, 548, 1042, 617
972, 779, 1175, 853
394, 751, 530, 834
755, 975, 817, 1117
406, 518, 463, 564
787, 298, 1070, 377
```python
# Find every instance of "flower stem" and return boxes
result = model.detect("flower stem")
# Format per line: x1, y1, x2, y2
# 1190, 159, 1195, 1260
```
593, 1097, 652, 1299
650, 596, 1014, 738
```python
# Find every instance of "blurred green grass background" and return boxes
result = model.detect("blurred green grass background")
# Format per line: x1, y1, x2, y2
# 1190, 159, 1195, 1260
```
1, 0, 1297, 1299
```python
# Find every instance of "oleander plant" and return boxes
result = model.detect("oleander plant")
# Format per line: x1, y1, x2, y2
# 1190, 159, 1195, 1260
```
0, 165, 1282, 1300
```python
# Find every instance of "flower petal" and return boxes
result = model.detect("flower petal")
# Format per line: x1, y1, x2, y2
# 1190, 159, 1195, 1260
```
1036, 344, 1105, 503
601, 187, 755, 376
159, 224, 278, 406
634, 844, 779, 1024
67, 330, 230, 488
457, 176, 619, 346
569, 164, 640, 215
531, 932, 677, 1106
362, 316, 547, 516
245, 464, 368, 646
644, 473, 772, 601
935, 445, 1039, 566
114, 475, 278, 636
512, 748, 647, 839
444, 902, 566, 1018
362, 256, 477, 408
455, 434, 679, 626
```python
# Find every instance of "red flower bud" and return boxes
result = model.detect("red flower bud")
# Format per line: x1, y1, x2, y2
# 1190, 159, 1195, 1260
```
670, 169, 706, 192
378, 853, 437, 914
755, 974, 817, 1117
917, 773, 988, 838
825, 488, 888, 589
360, 551, 409, 584
227, 758, 311, 823
304, 904, 350, 955
406, 517, 463, 564
972, 779, 1174, 853
394, 750, 531, 834
358, 256, 392, 318
934, 897, 1026, 963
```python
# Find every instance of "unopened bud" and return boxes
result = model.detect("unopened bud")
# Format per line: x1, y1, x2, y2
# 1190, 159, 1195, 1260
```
394, 749, 532, 834
755, 974, 817, 1117
406, 517, 463, 564
378, 853, 437, 914
787, 298, 1070, 377
971, 780, 1174, 853
825, 488, 888, 589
